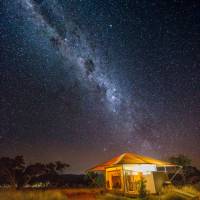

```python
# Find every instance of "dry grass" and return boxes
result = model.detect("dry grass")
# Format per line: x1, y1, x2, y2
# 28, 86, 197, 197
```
63, 188, 102, 200
0, 189, 67, 200
97, 194, 185, 200
61, 188, 102, 195
181, 185, 199, 195
97, 193, 135, 200
193, 182, 200, 192
161, 194, 186, 200
181, 185, 200, 200
97, 185, 200, 200
0, 185, 199, 200
160, 185, 199, 200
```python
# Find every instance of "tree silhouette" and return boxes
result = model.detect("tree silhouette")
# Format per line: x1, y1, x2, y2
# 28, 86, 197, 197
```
55, 161, 70, 173
0, 156, 25, 189
20, 163, 47, 188
169, 154, 191, 167
0, 155, 69, 189
169, 154, 192, 185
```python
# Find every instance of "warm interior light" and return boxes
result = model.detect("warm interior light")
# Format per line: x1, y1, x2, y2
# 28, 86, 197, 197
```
132, 164, 156, 173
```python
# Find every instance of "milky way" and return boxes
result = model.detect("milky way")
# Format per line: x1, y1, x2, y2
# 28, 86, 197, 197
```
1, 0, 200, 173
19, 0, 143, 140
20, 0, 123, 112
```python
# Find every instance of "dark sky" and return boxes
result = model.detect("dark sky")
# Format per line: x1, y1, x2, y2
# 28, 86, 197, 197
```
0, 0, 200, 173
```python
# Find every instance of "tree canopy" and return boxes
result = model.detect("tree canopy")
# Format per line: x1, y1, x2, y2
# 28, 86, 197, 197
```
0, 155, 69, 189
169, 154, 191, 167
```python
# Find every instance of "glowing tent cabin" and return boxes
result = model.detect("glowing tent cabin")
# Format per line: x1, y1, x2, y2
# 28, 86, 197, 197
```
88, 152, 177, 196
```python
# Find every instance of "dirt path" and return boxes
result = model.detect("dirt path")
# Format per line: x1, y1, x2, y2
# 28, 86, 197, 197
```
66, 193, 97, 200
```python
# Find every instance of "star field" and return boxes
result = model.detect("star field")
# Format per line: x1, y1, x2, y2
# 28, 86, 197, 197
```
0, 0, 200, 173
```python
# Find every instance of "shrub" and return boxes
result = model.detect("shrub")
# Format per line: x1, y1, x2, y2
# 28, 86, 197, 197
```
138, 177, 148, 199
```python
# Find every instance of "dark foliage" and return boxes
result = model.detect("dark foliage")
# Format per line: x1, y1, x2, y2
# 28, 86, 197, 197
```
138, 176, 147, 199
169, 166, 200, 185
0, 155, 69, 189
169, 154, 191, 167
184, 166, 200, 184
0, 156, 25, 188
86, 172, 104, 187
30, 174, 92, 188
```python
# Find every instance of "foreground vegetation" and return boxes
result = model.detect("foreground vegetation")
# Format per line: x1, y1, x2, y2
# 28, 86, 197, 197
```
97, 194, 186, 200
0, 190, 68, 200
0, 184, 199, 200
97, 184, 200, 200
1, 184, 196, 199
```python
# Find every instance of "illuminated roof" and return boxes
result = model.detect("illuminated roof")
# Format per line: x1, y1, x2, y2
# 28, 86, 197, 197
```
87, 152, 176, 172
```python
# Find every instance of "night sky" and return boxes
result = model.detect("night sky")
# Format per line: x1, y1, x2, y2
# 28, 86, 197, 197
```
0, 0, 200, 173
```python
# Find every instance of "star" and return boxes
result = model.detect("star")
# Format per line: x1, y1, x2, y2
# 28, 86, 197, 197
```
1, 0, 199, 173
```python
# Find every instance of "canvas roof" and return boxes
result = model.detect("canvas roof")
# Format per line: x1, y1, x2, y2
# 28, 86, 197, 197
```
88, 152, 176, 172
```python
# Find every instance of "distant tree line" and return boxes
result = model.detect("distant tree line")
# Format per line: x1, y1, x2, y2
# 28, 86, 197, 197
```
0, 155, 101, 189
0, 155, 70, 189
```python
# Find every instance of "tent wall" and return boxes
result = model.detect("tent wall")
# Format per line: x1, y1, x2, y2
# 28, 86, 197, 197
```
153, 172, 169, 193
105, 164, 168, 195
98, 161, 174, 196
143, 173, 156, 194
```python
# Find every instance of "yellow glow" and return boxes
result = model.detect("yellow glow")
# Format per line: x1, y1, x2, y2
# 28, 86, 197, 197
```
142, 171, 151, 175
132, 164, 156, 172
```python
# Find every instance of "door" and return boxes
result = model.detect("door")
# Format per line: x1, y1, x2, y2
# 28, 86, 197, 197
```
125, 170, 140, 194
